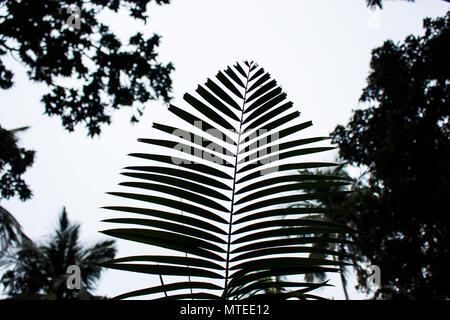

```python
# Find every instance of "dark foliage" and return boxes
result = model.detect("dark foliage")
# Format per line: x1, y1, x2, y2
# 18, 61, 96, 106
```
331, 12, 450, 299
0, 126, 34, 201
0, 0, 173, 137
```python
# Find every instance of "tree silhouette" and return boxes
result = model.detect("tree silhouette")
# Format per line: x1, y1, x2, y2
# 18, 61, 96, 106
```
0, 0, 173, 137
0, 0, 174, 203
1, 207, 116, 299
331, 12, 450, 299
0, 126, 34, 201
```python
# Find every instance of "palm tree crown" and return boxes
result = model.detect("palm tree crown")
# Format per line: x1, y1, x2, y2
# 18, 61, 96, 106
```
1, 207, 116, 299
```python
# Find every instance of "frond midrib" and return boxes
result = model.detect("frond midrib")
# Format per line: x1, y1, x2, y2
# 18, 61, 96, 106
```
223, 62, 253, 299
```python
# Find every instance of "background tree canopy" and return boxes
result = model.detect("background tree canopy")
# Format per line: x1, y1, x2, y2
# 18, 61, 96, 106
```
0, 126, 34, 200
331, 11, 450, 299
0, 0, 174, 202
0, 0, 173, 137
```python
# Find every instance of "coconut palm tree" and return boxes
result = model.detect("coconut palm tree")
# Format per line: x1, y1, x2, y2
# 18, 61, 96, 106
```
0, 125, 35, 201
1, 207, 116, 299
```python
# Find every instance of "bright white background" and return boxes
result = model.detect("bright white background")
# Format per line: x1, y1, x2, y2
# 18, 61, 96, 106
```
1, 0, 448, 299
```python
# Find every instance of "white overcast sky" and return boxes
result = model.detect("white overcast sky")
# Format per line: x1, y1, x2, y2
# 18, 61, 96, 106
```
1, 0, 449, 299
